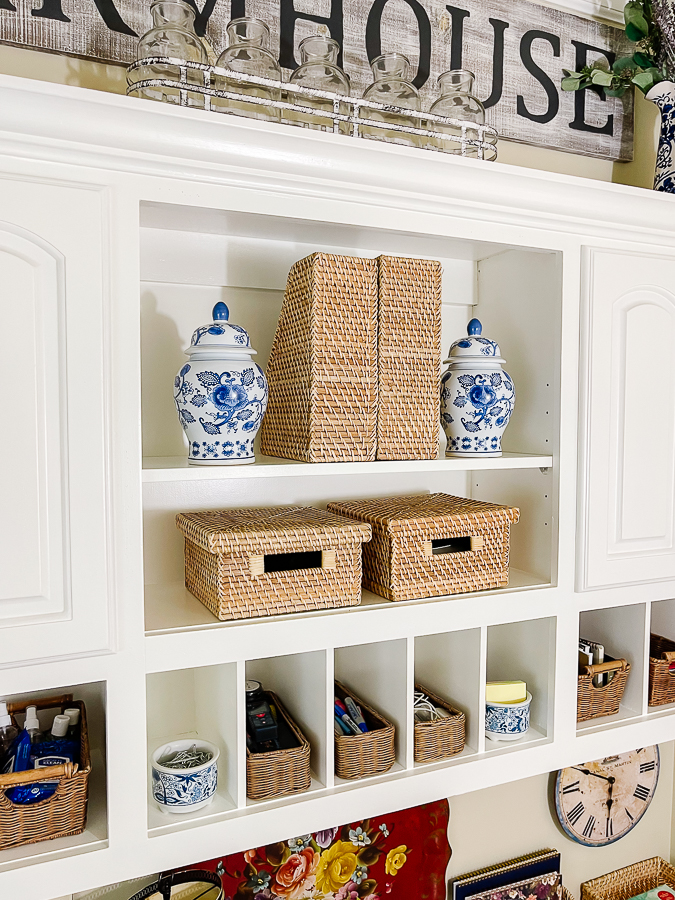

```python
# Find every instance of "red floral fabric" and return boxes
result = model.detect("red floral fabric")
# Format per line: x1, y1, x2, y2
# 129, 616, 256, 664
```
169, 800, 450, 900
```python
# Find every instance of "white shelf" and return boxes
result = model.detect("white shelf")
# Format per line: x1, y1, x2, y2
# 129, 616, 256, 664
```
144, 572, 552, 672
141, 452, 554, 482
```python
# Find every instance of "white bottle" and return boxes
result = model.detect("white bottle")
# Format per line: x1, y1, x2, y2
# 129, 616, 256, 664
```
0, 702, 19, 756
64, 707, 81, 739
24, 706, 43, 744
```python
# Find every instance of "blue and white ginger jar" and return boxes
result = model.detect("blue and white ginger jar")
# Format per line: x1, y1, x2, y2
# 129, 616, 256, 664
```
151, 739, 219, 814
174, 302, 268, 465
440, 318, 515, 457
646, 80, 675, 194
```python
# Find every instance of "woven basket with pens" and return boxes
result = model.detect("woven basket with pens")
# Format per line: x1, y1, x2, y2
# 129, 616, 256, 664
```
246, 692, 311, 801
334, 681, 395, 780
413, 684, 465, 763
581, 856, 675, 900
0, 694, 91, 850
648, 633, 675, 706
577, 658, 630, 722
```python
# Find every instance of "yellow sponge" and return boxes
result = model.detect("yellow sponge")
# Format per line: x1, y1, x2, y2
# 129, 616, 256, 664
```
486, 681, 527, 704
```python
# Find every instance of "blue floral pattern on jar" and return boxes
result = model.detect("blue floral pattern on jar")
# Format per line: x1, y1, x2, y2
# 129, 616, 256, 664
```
174, 303, 268, 465
485, 701, 530, 736
152, 761, 218, 808
649, 82, 675, 194
440, 319, 515, 458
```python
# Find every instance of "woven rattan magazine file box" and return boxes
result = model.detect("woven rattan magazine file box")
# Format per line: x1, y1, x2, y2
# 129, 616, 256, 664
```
176, 506, 371, 620
327, 493, 519, 602
376, 256, 442, 461
260, 252, 378, 462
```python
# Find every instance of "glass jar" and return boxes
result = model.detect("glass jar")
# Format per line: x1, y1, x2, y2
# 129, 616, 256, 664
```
215, 17, 281, 122
428, 70, 488, 156
130, 0, 207, 107
287, 35, 350, 132
360, 53, 421, 147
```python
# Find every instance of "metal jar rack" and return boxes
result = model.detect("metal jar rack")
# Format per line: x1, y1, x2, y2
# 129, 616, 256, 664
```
127, 58, 499, 161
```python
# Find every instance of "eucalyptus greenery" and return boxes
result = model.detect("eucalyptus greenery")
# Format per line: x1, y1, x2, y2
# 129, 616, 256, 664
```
561, 0, 674, 97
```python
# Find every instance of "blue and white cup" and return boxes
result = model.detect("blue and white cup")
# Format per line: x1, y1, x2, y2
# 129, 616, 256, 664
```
485, 692, 532, 742
151, 739, 219, 814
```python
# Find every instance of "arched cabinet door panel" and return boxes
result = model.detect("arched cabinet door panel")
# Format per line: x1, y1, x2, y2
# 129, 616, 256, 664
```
0, 180, 110, 665
579, 247, 675, 590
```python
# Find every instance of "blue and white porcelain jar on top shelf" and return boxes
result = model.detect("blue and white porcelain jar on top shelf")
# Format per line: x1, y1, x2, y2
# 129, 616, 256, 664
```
174, 302, 268, 465
440, 318, 515, 457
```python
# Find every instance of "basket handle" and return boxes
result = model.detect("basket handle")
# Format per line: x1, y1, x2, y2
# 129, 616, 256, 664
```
582, 659, 627, 676
6, 694, 73, 715
0, 762, 77, 788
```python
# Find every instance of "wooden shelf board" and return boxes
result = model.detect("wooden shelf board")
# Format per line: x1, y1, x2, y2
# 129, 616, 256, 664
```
141, 452, 554, 482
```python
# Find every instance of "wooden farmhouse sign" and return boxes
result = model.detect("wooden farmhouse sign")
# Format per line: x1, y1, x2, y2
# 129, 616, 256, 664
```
0, 0, 633, 159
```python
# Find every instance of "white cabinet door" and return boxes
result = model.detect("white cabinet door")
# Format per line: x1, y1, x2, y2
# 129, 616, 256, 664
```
0, 178, 111, 664
579, 247, 675, 590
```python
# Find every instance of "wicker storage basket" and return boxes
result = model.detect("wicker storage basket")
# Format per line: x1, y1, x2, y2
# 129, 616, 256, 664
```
327, 493, 519, 602
260, 253, 378, 462
376, 256, 442, 461
334, 680, 396, 779
581, 856, 675, 900
176, 506, 371, 620
414, 684, 465, 763
246, 692, 311, 801
577, 658, 630, 722
648, 633, 675, 706
0, 694, 91, 850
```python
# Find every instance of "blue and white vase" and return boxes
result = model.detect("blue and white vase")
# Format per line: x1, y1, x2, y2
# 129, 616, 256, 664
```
647, 81, 675, 194
440, 318, 515, 457
174, 302, 268, 465
151, 739, 219, 813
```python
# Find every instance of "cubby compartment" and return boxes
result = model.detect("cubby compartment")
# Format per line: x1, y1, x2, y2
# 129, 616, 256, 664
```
0, 681, 107, 873
413, 629, 481, 764
146, 665, 238, 834
334, 640, 409, 781
648, 598, 675, 712
485, 618, 555, 752
577, 604, 647, 732
245, 651, 329, 801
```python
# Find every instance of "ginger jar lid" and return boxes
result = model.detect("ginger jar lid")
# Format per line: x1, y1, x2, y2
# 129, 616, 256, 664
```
187, 302, 256, 355
444, 318, 503, 364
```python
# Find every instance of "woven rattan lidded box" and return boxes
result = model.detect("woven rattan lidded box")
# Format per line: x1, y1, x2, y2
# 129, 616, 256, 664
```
327, 493, 519, 602
377, 256, 442, 461
260, 252, 378, 462
176, 506, 372, 620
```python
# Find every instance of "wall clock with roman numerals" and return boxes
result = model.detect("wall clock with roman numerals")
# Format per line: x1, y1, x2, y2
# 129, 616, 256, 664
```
554, 746, 660, 846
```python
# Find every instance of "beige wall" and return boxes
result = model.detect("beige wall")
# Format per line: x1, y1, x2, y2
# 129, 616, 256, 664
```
448, 741, 675, 900
0, 43, 660, 190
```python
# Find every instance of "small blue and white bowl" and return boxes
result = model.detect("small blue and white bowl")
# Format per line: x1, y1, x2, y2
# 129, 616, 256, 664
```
151, 739, 219, 814
485, 692, 532, 742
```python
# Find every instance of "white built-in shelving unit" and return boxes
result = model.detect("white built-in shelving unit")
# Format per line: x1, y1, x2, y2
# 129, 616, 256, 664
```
1, 72, 675, 900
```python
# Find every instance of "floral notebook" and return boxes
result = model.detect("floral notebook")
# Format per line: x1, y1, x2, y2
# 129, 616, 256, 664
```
165, 799, 451, 900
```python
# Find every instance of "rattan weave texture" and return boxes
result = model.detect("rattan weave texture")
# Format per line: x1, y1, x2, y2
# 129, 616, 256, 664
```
413, 684, 466, 763
260, 253, 378, 462
177, 506, 371, 620
334, 681, 396, 780
376, 256, 442, 461
328, 493, 519, 602
648, 633, 675, 706
246, 692, 311, 801
581, 856, 675, 900
0, 695, 90, 850
576, 659, 630, 722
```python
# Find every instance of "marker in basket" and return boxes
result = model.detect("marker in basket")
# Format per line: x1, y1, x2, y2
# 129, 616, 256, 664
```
334, 700, 361, 735
344, 696, 368, 733
334, 715, 350, 736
